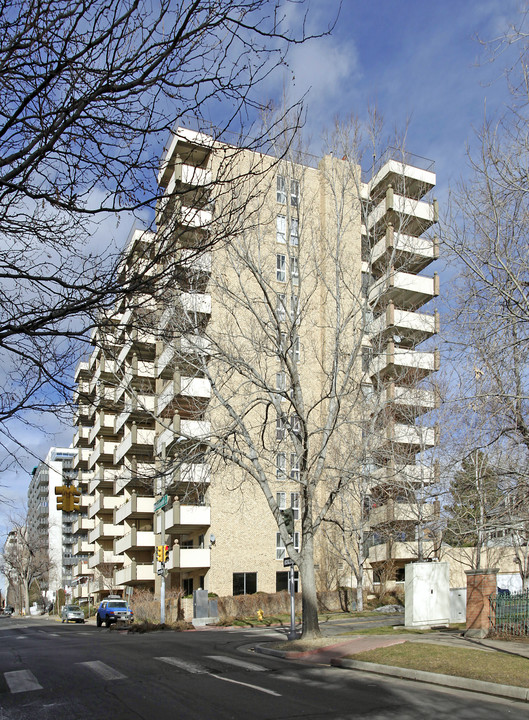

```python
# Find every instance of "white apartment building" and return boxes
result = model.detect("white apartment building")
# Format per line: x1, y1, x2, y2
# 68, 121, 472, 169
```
71, 129, 440, 603
27, 447, 78, 598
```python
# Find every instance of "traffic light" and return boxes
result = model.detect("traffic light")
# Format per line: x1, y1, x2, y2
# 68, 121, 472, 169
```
71, 486, 81, 512
55, 485, 81, 513
157, 545, 169, 563
55, 485, 69, 512
281, 508, 295, 536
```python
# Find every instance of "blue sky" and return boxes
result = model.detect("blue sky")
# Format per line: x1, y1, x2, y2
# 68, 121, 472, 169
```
0, 0, 524, 518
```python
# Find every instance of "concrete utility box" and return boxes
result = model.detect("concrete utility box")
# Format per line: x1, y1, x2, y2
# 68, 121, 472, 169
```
405, 561, 450, 628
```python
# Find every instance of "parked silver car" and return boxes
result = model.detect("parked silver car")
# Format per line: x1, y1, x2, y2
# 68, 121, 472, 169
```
61, 604, 85, 623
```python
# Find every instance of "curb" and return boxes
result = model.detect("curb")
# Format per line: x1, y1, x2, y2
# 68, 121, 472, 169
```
255, 639, 359, 660
331, 658, 529, 703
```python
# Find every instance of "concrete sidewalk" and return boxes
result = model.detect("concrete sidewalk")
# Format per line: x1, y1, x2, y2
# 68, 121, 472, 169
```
255, 631, 529, 703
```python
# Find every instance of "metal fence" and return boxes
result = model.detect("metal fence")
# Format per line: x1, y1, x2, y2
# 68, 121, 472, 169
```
490, 590, 529, 637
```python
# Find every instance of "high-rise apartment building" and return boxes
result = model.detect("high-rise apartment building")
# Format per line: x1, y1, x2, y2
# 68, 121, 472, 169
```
71, 129, 439, 603
27, 447, 78, 599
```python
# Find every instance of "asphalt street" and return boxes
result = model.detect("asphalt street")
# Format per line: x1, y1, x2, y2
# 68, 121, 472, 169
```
1, 616, 528, 719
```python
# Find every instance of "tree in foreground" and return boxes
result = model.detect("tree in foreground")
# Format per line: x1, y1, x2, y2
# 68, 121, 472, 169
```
443, 12, 529, 587
0, 0, 321, 456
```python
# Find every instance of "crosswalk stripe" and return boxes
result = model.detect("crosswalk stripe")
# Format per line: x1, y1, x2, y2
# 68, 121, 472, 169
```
5, 670, 42, 693
206, 655, 267, 672
77, 661, 126, 680
155, 656, 207, 674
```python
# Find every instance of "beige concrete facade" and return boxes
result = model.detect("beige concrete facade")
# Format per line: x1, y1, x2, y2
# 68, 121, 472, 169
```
70, 129, 441, 604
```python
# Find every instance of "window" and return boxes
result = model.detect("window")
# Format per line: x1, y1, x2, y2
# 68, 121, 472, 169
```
290, 218, 299, 245
291, 492, 300, 520
276, 491, 286, 510
292, 336, 300, 362
276, 371, 286, 393
290, 294, 298, 323
276, 570, 299, 592
277, 293, 286, 321
276, 215, 286, 243
276, 452, 286, 480
361, 346, 373, 373
361, 272, 370, 299
276, 416, 285, 440
183, 578, 194, 596
277, 175, 287, 204
290, 414, 301, 435
276, 254, 286, 282
290, 256, 299, 285
289, 453, 300, 481
233, 572, 257, 595
291, 179, 300, 207
276, 533, 286, 560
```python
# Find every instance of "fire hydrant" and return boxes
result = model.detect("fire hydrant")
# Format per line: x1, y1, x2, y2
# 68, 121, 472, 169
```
257, 609, 264, 622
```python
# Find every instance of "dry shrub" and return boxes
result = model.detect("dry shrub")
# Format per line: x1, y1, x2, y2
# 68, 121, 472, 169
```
130, 588, 185, 623
217, 590, 343, 621
127, 620, 193, 633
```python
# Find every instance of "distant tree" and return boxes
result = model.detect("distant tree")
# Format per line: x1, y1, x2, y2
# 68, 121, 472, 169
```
444, 451, 500, 556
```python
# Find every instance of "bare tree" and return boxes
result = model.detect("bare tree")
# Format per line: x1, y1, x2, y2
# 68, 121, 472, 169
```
1, 518, 52, 614
443, 10, 529, 588
0, 0, 325, 456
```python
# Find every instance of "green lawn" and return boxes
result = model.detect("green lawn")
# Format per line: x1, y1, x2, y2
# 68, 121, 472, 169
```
351, 642, 529, 688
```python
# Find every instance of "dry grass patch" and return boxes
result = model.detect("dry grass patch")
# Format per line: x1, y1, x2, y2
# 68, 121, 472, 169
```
351, 642, 529, 688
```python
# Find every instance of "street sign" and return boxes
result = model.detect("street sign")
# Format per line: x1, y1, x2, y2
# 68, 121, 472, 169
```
157, 567, 165, 575
283, 557, 295, 567
154, 494, 168, 511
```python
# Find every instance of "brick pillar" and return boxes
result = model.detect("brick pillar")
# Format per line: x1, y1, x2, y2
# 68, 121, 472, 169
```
464, 568, 498, 638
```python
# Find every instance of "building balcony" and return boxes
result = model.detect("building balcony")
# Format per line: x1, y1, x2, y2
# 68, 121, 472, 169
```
368, 540, 435, 564
156, 335, 210, 378
74, 360, 90, 383
72, 516, 95, 534
114, 495, 155, 525
178, 462, 210, 486
371, 423, 439, 456
158, 127, 213, 187
368, 155, 436, 201
378, 383, 440, 419
73, 426, 91, 448
88, 465, 121, 493
89, 411, 118, 444
72, 447, 91, 470
114, 394, 155, 434
369, 271, 439, 312
114, 426, 156, 464
369, 500, 436, 527
113, 463, 154, 495
369, 303, 439, 349
166, 546, 211, 572
370, 344, 440, 384
88, 493, 124, 519
367, 189, 438, 240
88, 522, 126, 544
114, 529, 155, 555
156, 503, 210, 535
371, 227, 439, 275
76, 539, 94, 555
88, 440, 120, 470
73, 561, 94, 577
156, 418, 211, 456
159, 293, 211, 332
88, 549, 124, 570
157, 375, 211, 416
370, 462, 440, 489
115, 561, 156, 586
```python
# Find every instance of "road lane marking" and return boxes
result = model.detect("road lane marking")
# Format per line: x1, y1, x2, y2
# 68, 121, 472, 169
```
77, 661, 126, 680
155, 656, 206, 674
206, 655, 267, 672
209, 674, 281, 696
5, 670, 42, 693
